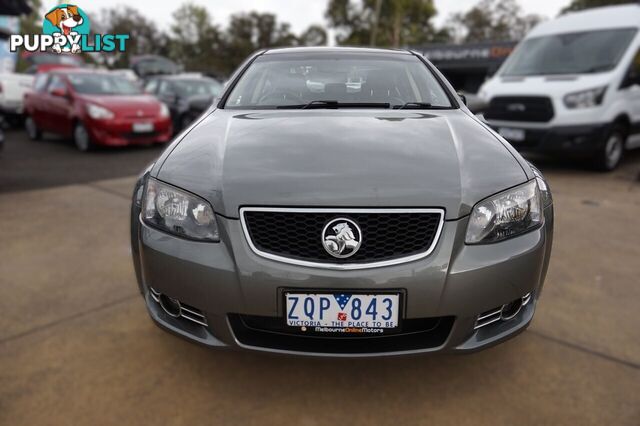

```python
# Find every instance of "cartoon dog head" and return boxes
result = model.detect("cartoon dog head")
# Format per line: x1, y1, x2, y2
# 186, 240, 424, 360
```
45, 5, 83, 36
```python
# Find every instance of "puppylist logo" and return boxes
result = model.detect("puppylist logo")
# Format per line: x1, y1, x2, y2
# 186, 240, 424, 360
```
10, 4, 129, 54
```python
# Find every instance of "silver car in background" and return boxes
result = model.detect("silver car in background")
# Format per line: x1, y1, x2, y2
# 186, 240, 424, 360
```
131, 47, 553, 357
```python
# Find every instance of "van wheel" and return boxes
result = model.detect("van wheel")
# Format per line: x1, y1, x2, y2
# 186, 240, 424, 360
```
25, 116, 41, 141
74, 123, 93, 152
593, 125, 626, 172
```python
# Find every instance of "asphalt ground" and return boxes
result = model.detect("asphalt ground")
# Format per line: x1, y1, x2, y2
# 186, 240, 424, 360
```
0, 130, 164, 193
1, 130, 639, 425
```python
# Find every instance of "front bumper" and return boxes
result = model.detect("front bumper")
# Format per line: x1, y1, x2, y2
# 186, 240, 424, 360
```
0, 101, 24, 116
483, 120, 610, 157
87, 117, 173, 147
131, 201, 554, 357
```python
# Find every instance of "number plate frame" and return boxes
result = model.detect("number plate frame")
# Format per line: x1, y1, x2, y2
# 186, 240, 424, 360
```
281, 288, 406, 335
132, 122, 154, 133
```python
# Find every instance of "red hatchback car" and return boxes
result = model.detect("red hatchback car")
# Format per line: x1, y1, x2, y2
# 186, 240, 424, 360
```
24, 69, 172, 151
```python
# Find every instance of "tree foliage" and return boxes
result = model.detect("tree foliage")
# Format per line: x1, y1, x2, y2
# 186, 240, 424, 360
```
168, 4, 223, 73
446, 0, 542, 43
97, 6, 169, 69
326, 0, 448, 47
561, 0, 637, 13
299, 25, 328, 47
92, 3, 328, 76
15, 0, 42, 71
222, 11, 301, 71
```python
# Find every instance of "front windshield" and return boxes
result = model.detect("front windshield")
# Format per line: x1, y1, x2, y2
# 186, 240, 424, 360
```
68, 74, 143, 95
225, 53, 453, 109
173, 79, 222, 97
501, 28, 637, 76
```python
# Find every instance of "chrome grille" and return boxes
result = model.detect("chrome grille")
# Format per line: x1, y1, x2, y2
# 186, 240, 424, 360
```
240, 207, 445, 269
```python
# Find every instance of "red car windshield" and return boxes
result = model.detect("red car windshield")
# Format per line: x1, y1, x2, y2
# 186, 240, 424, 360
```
67, 74, 142, 95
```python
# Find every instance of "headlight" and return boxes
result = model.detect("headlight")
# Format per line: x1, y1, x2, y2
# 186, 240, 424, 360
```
86, 103, 115, 120
159, 103, 170, 118
563, 86, 607, 109
142, 178, 219, 242
528, 163, 552, 208
466, 180, 542, 244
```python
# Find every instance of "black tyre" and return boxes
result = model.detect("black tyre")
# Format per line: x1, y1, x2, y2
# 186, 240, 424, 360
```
25, 116, 41, 141
73, 122, 93, 152
592, 124, 627, 172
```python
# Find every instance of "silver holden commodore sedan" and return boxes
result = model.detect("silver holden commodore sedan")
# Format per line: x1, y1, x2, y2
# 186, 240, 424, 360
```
131, 47, 554, 357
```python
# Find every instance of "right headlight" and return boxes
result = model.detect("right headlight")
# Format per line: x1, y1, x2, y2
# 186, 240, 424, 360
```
466, 180, 543, 244
159, 103, 170, 117
563, 86, 607, 109
86, 103, 115, 120
142, 178, 219, 242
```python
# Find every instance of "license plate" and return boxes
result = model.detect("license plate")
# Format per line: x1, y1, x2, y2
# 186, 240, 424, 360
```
285, 292, 400, 331
133, 122, 154, 133
498, 127, 525, 142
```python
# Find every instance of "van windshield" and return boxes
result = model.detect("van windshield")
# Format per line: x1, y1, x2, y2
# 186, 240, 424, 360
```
501, 28, 637, 76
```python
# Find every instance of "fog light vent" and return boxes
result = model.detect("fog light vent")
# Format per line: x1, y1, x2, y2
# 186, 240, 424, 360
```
149, 287, 208, 327
474, 307, 502, 330
474, 293, 532, 330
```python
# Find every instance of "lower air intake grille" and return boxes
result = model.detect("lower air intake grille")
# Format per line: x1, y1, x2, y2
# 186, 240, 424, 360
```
229, 314, 454, 354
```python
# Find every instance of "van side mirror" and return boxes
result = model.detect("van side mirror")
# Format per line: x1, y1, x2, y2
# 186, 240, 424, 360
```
457, 92, 467, 106
621, 70, 640, 89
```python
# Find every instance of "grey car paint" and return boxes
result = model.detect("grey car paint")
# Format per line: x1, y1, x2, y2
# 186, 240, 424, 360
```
131, 47, 553, 356
155, 109, 528, 220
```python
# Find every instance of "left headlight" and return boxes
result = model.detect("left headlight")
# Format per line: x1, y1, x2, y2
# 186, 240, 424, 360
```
563, 86, 607, 109
466, 180, 543, 244
142, 178, 219, 242
159, 103, 170, 118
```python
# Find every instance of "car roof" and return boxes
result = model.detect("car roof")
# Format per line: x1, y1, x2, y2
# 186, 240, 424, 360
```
527, 4, 640, 38
49, 68, 109, 76
150, 74, 215, 81
263, 46, 412, 56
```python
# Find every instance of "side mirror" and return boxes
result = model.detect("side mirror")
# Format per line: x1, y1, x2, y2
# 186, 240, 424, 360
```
457, 92, 467, 106
163, 92, 177, 104
621, 68, 640, 89
50, 87, 68, 98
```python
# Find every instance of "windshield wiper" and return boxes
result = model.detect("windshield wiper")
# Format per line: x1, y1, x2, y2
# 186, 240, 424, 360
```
584, 64, 613, 73
303, 100, 338, 109
276, 100, 391, 109
393, 102, 433, 110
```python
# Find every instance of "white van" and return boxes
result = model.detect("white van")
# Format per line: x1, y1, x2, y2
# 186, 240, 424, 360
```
477, 4, 640, 170
0, 72, 34, 122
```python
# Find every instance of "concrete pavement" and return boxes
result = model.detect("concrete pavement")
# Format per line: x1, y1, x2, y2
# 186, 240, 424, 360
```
0, 150, 639, 424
